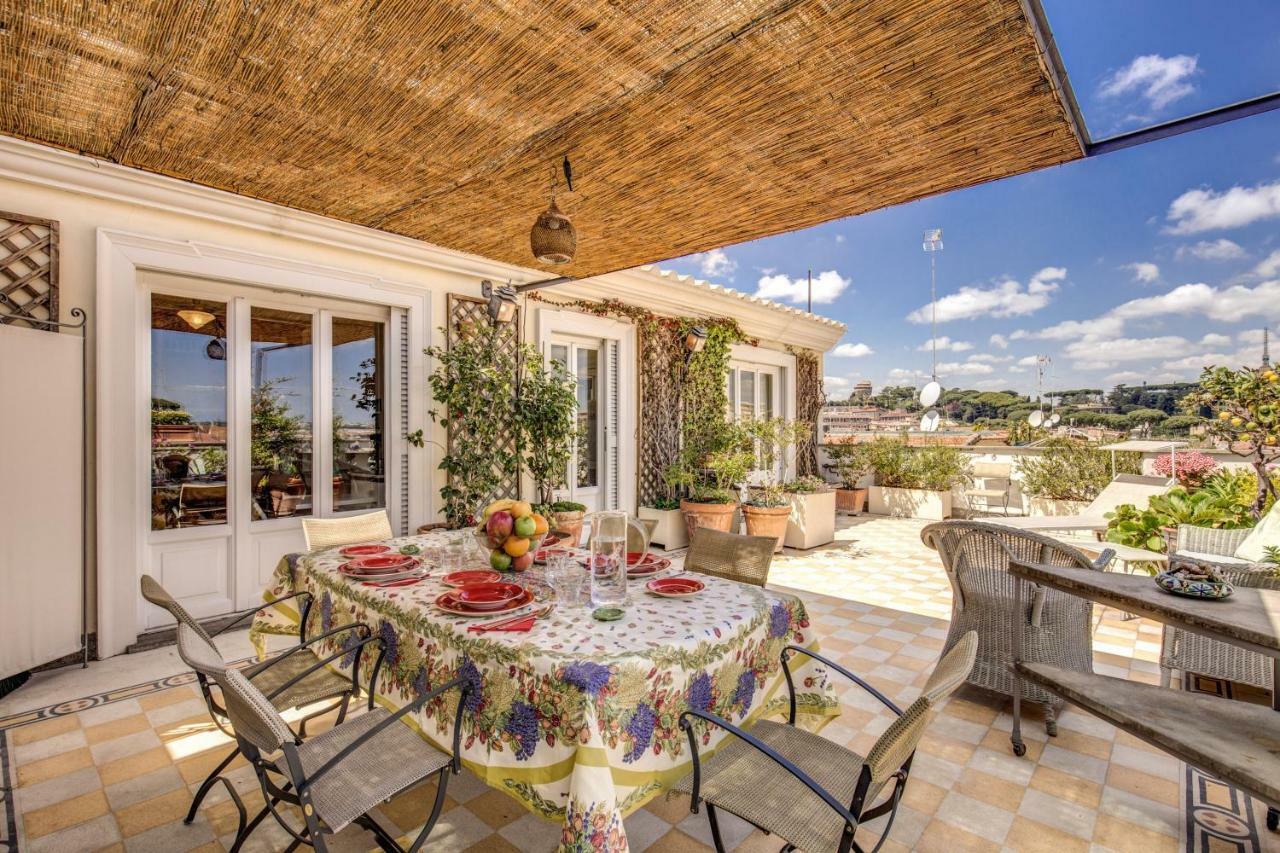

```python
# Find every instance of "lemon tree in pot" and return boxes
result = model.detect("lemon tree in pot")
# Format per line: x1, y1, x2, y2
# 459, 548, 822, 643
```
740, 417, 811, 551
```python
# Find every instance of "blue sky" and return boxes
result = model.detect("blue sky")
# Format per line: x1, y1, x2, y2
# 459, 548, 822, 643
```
659, 2, 1280, 399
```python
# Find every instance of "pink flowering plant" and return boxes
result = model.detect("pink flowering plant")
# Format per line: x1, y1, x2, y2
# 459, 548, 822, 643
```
1153, 449, 1217, 489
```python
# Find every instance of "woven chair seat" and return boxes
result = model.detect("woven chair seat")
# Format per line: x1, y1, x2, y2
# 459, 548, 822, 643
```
293, 709, 451, 832
673, 720, 880, 852
250, 654, 351, 712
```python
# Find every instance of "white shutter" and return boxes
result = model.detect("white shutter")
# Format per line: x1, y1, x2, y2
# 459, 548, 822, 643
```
605, 339, 620, 509
397, 311, 411, 534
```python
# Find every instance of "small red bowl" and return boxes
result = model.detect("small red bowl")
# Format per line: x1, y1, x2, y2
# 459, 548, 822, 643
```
646, 576, 705, 598
455, 582, 524, 610
339, 543, 391, 557
442, 570, 501, 587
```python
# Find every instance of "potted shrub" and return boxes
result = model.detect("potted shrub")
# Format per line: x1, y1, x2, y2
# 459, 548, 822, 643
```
668, 448, 754, 539
639, 497, 687, 551
825, 440, 872, 515
865, 438, 971, 520
1015, 438, 1141, 516
549, 500, 588, 547
516, 352, 579, 506
740, 417, 811, 551
783, 475, 836, 550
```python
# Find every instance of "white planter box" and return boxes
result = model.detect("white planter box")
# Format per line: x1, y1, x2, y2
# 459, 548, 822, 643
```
784, 490, 836, 550
638, 506, 687, 550
868, 486, 952, 520
1028, 497, 1088, 517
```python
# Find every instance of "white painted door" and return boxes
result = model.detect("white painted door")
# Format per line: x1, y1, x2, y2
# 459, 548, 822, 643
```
548, 337, 613, 512
142, 275, 398, 626
728, 362, 783, 481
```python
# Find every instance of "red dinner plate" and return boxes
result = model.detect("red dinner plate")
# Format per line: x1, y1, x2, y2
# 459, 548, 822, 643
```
646, 576, 704, 598
626, 551, 657, 566
339, 562, 423, 582
435, 588, 533, 617
441, 570, 501, 587
455, 582, 524, 611
626, 557, 671, 577
343, 554, 416, 575
339, 543, 391, 557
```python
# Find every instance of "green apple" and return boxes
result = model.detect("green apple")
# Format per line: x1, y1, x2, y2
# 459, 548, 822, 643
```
514, 515, 537, 538
490, 550, 513, 571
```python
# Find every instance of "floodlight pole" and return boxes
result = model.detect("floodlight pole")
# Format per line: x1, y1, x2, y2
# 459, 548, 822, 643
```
922, 229, 943, 384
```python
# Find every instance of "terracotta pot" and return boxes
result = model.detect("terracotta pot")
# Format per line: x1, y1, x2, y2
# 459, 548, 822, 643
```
680, 499, 738, 539
743, 503, 791, 552
553, 510, 586, 547
835, 487, 868, 515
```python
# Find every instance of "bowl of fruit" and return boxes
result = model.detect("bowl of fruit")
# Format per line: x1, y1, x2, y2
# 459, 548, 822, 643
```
475, 499, 550, 573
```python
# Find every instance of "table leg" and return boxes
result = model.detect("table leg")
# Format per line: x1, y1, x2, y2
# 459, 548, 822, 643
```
1270, 658, 1279, 832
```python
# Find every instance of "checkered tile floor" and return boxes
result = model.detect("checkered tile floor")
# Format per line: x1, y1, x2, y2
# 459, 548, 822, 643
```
2, 516, 1276, 852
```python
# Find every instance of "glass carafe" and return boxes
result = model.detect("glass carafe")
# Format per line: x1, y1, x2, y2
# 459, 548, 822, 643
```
589, 510, 628, 609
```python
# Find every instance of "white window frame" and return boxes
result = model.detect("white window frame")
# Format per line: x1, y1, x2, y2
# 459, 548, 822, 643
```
726, 344, 798, 481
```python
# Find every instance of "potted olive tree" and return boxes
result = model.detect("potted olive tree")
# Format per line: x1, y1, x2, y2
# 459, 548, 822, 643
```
825, 440, 872, 515
740, 417, 811, 551
1015, 438, 1140, 515
866, 437, 971, 520
667, 447, 754, 539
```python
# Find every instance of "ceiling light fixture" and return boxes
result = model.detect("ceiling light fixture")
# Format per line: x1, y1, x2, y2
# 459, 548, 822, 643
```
530, 157, 577, 265
176, 308, 215, 330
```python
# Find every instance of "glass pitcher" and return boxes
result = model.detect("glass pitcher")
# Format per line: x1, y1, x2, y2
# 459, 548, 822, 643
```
589, 510, 629, 609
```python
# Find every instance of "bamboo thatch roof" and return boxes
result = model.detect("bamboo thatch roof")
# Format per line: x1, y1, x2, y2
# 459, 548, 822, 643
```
4, 1, 1082, 277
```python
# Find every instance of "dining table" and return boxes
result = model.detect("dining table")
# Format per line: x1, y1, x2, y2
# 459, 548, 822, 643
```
250, 531, 839, 851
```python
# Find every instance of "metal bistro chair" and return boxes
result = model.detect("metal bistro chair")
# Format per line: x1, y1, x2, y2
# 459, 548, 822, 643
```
684, 527, 777, 588
140, 575, 367, 824
674, 632, 978, 853
212, 662, 469, 853
921, 521, 1110, 746
964, 462, 1013, 516
301, 510, 393, 551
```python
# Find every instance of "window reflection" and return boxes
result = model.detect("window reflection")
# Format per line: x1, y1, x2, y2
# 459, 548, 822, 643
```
251, 308, 313, 520
576, 347, 598, 488
332, 318, 385, 512
150, 294, 228, 530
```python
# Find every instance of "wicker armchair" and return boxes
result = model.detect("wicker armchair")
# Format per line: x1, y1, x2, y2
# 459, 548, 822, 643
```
140, 575, 365, 825
920, 521, 1110, 738
1161, 524, 1279, 690
301, 509, 393, 551
684, 527, 777, 587
673, 632, 977, 853
210, 663, 468, 853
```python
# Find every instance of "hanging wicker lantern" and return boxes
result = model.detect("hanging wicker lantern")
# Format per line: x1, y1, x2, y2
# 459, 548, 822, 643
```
530, 198, 576, 265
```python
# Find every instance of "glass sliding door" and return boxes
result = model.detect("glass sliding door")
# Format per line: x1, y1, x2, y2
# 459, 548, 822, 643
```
331, 317, 386, 513
249, 307, 314, 520
549, 337, 605, 509
150, 294, 229, 530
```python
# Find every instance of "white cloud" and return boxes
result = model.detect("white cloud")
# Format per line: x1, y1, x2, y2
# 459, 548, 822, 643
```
1022, 316, 1126, 342
692, 248, 736, 279
1098, 54, 1198, 111
1238, 329, 1271, 344
973, 379, 1009, 390
967, 354, 1011, 363
1255, 249, 1280, 279
1199, 333, 1232, 348
1166, 179, 1280, 234
1066, 335, 1190, 369
1161, 352, 1230, 371
887, 368, 928, 381
906, 267, 1063, 323
755, 269, 851, 305
1124, 262, 1160, 283
937, 360, 994, 376
1177, 239, 1246, 261
831, 342, 874, 358
1016, 355, 1040, 366
1008, 365, 1027, 374
989, 333, 1009, 349
834, 235, 845, 244
1110, 281, 1280, 324
1105, 371, 1144, 385
824, 375, 851, 389
916, 336, 973, 352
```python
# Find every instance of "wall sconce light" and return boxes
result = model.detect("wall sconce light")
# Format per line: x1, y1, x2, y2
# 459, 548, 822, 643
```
685, 326, 708, 353
177, 308, 215, 330
481, 280, 518, 325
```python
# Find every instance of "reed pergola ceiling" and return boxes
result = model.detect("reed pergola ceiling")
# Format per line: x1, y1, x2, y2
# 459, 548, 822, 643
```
3, 0, 1083, 278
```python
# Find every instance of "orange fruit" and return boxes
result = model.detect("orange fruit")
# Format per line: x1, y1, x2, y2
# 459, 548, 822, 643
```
503, 536, 531, 557
531, 513, 549, 536
510, 500, 533, 519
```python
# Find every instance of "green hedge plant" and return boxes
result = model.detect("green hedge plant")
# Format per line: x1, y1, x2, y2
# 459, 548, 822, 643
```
1015, 438, 1140, 502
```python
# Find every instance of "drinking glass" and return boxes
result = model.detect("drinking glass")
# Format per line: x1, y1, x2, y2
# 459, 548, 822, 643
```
547, 553, 587, 607
589, 510, 628, 609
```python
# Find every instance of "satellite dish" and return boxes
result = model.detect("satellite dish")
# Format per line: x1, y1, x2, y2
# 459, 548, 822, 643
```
1049, 413, 1061, 426
919, 381, 941, 407
1028, 410, 1045, 427
920, 410, 940, 432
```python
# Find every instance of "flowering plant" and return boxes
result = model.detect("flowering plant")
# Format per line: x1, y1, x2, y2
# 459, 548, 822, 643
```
1152, 449, 1217, 488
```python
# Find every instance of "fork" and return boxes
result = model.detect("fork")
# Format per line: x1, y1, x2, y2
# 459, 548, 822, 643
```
468, 603, 554, 633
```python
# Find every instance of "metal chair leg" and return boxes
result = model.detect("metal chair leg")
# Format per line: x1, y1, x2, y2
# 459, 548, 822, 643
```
185, 746, 239, 823
706, 803, 726, 853
407, 767, 452, 853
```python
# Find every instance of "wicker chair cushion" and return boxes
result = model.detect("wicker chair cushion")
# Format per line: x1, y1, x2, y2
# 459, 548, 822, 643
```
249, 653, 351, 712
684, 528, 776, 587
673, 719, 876, 852
301, 511, 393, 551
217, 668, 295, 753
294, 709, 451, 832
1234, 501, 1280, 562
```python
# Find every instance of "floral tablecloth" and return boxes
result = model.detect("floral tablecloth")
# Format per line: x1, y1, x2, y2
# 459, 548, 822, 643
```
251, 533, 838, 851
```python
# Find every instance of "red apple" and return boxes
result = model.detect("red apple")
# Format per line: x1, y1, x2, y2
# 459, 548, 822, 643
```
511, 552, 534, 572
486, 510, 513, 547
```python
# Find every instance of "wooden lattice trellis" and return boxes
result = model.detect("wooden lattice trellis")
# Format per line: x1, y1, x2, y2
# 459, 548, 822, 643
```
637, 324, 685, 506
0, 211, 59, 328
446, 294, 521, 502
793, 349, 825, 478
